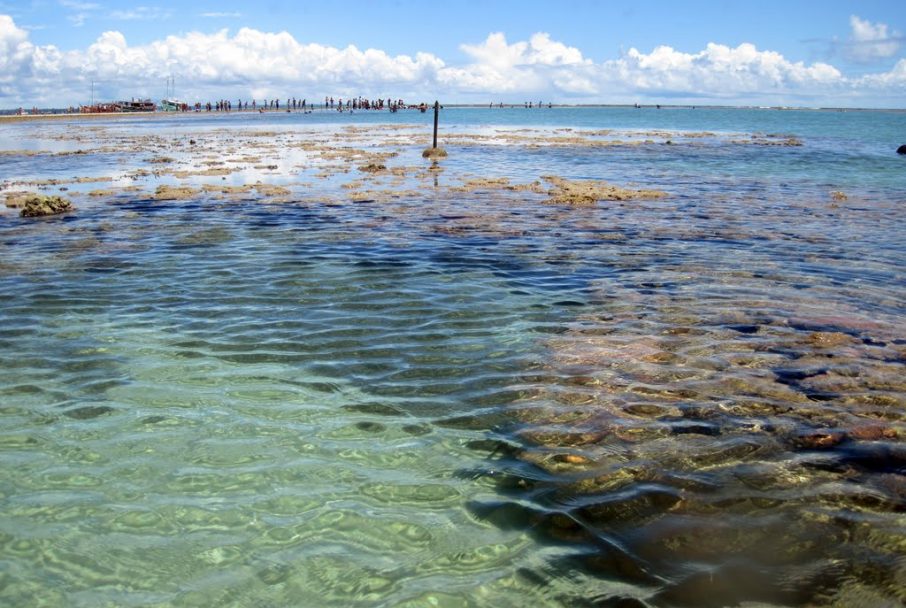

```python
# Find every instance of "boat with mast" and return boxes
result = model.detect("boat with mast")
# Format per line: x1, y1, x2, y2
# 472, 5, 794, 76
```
161, 76, 188, 111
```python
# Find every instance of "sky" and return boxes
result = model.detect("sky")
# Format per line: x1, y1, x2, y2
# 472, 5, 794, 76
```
1, 0, 904, 108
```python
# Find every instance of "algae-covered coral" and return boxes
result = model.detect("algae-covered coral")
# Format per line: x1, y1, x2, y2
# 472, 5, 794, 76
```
20, 194, 74, 217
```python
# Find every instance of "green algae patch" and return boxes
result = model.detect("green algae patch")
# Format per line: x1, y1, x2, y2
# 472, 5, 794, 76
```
20, 194, 74, 217
542, 176, 667, 205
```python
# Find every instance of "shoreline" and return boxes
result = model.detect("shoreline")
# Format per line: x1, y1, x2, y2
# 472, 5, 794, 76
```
3, 104, 905, 124
0, 109, 331, 123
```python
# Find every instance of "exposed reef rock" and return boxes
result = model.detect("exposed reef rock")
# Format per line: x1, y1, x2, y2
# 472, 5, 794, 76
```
19, 194, 74, 217
153, 185, 200, 200
358, 162, 387, 173
422, 147, 448, 159
543, 176, 667, 205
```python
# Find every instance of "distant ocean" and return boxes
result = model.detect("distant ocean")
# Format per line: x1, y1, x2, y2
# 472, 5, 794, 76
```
1, 106, 904, 607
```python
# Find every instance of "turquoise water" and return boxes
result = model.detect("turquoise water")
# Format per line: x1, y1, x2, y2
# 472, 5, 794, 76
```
1, 107, 905, 607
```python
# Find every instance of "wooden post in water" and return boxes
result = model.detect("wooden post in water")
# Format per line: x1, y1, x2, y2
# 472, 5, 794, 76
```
422, 101, 447, 159
432, 100, 439, 149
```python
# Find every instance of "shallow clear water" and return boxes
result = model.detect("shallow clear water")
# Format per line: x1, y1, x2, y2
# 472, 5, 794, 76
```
1, 107, 905, 607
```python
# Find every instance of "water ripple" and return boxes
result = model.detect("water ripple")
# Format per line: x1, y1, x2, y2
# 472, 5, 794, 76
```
1, 113, 904, 606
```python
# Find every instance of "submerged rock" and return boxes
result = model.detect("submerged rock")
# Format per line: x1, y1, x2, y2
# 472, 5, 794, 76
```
803, 331, 857, 348
792, 429, 846, 449
20, 194, 74, 217
847, 424, 897, 441
4, 190, 33, 208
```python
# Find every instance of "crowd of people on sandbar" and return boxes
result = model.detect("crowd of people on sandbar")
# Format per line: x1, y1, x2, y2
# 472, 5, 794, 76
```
489, 101, 553, 108
14, 98, 555, 116
186, 96, 423, 113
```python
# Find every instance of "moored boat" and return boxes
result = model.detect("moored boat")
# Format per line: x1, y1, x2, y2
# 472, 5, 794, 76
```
115, 99, 155, 112
161, 98, 189, 112
80, 99, 155, 113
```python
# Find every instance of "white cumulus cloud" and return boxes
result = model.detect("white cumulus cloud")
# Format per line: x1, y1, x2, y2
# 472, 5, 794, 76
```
847, 15, 901, 63
0, 15, 36, 85
856, 57, 906, 88
440, 32, 594, 95
605, 43, 843, 97
0, 14, 904, 108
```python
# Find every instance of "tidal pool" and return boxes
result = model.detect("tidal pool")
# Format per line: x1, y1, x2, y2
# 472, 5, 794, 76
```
1, 107, 904, 607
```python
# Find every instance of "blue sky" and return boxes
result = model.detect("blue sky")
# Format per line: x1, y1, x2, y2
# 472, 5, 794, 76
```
1, 0, 904, 107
